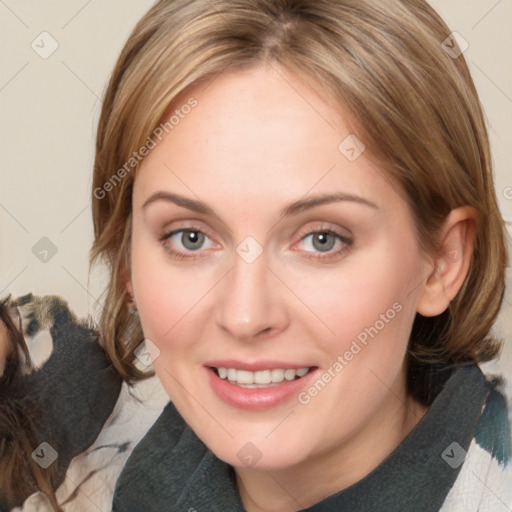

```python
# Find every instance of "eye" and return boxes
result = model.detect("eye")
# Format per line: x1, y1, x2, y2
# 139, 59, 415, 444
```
159, 227, 216, 259
302, 232, 337, 252
295, 228, 352, 261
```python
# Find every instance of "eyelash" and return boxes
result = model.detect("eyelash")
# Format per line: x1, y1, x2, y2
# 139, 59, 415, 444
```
158, 224, 353, 262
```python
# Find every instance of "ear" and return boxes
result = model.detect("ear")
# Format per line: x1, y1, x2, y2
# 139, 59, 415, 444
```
120, 244, 134, 299
416, 207, 477, 317
126, 278, 134, 298
121, 252, 135, 306
124, 274, 137, 314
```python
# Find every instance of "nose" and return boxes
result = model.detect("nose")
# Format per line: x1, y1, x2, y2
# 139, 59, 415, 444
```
215, 250, 288, 342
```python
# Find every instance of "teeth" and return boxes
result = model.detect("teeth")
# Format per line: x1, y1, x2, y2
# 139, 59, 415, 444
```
271, 369, 284, 383
254, 370, 271, 384
214, 366, 311, 386
237, 370, 254, 384
284, 369, 296, 381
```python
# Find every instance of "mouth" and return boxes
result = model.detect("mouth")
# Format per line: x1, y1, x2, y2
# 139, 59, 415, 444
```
204, 362, 319, 410
208, 366, 313, 388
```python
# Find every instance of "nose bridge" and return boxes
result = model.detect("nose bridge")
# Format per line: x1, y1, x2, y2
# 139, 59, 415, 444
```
215, 247, 284, 340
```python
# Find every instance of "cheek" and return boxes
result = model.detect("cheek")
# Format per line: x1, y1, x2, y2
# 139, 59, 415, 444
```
287, 247, 419, 346
130, 238, 183, 340
287, 245, 421, 416
314, 248, 420, 406
130, 237, 219, 357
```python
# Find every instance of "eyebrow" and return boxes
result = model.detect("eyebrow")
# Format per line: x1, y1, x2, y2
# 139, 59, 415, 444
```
142, 191, 379, 217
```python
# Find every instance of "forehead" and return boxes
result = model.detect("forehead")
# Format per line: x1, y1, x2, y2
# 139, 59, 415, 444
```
134, 64, 402, 215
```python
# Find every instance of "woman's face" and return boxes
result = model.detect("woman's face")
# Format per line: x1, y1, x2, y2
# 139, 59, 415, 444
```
128, 64, 431, 471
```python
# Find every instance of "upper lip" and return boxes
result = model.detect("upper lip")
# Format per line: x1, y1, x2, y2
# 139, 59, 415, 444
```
204, 360, 315, 371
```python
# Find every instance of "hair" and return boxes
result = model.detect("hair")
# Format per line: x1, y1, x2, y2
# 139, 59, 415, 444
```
90, 0, 508, 398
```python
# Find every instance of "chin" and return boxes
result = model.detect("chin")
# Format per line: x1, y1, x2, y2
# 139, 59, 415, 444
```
208, 435, 313, 471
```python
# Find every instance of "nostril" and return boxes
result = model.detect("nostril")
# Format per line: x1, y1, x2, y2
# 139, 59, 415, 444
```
257, 327, 273, 337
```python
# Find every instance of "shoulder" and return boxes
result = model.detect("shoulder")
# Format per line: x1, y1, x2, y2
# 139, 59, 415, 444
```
476, 375, 512, 465
112, 397, 241, 512
112, 400, 208, 511
440, 371, 512, 512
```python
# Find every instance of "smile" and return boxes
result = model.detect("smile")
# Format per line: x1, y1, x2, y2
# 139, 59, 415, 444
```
212, 366, 311, 388
205, 362, 319, 410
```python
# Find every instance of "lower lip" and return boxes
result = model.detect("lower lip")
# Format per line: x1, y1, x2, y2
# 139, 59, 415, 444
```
205, 367, 318, 410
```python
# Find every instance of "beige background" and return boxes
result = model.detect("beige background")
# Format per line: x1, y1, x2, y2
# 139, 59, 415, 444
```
0, 1, 511, 380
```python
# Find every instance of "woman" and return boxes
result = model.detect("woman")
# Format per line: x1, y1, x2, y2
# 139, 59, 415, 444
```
89, 0, 511, 510
8, 0, 511, 510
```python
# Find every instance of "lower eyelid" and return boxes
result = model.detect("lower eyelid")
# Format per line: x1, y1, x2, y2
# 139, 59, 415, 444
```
300, 236, 352, 260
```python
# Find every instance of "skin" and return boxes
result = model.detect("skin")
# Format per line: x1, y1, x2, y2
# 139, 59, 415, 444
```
127, 63, 475, 511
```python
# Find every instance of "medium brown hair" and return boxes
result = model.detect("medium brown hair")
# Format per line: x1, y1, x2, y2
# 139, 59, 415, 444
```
90, 0, 509, 393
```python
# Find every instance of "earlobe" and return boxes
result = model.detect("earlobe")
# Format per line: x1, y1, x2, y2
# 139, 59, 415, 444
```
125, 274, 137, 313
126, 279, 134, 298
416, 207, 477, 317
